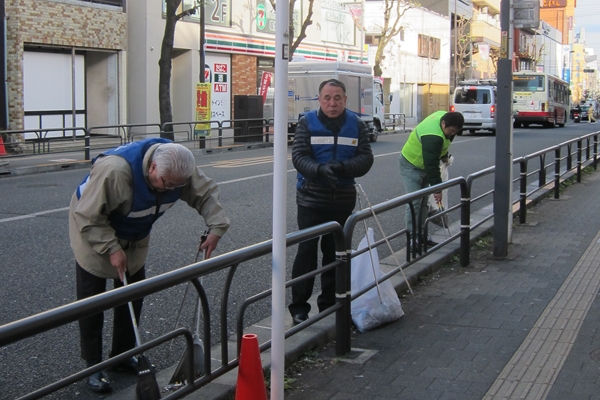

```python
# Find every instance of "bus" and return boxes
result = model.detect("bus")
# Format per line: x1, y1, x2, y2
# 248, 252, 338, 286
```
512, 71, 570, 128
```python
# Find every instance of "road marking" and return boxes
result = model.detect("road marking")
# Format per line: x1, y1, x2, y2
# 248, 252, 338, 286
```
1, 136, 488, 224
0, 207, 69, 223
483, 228, 600, 400
199, 154, 291, 168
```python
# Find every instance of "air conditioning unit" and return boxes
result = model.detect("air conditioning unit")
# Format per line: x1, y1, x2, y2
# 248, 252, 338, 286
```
481, 7, 488, 14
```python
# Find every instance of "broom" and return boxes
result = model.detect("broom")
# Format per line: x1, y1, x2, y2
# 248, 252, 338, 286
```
123, 275, 161, 400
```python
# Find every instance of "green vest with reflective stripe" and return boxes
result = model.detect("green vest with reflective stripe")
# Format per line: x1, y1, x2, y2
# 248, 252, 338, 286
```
401, 111, 451, 169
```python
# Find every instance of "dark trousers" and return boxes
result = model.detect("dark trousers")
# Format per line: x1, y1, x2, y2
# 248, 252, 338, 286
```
288, 205, 352, 316
76, 263, 145, 364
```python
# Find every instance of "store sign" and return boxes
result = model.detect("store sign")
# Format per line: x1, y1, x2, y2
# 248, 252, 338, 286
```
205, 54, 231, 122
541, 0, 566, 8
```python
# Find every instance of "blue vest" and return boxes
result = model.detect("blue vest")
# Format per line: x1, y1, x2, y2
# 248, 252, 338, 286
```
76, 138, 182, 241
297, 110, 360, 188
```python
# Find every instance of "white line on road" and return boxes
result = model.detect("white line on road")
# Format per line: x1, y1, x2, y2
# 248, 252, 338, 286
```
1, 136, 487, 224
0, 207, 69, 223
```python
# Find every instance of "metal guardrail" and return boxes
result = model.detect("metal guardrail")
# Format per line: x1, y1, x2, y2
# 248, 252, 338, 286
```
1, 131, 599, 398
385, 113, 406, 131
162, 118, 274, 149
0, 127, 89, 156
0, 119, 276, 161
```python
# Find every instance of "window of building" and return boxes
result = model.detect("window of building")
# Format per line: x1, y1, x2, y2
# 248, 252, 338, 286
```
399, 82, 414, 117
365, 35, 381, 45
418, 34, 440, 59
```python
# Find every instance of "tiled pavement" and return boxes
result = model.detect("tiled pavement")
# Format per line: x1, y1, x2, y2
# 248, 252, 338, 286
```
284, 172, 600, 400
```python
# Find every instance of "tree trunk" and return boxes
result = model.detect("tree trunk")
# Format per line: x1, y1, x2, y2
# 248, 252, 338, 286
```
158, 0, 181, 140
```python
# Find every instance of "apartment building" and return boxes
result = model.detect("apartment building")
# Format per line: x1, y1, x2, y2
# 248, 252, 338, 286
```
470, 0, 500, 80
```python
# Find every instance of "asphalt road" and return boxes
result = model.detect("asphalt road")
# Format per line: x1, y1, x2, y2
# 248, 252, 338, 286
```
0, 122, 598, 399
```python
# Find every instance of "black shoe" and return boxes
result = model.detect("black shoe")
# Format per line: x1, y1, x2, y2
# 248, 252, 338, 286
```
110, 356, 139, 375
425, 237, 438, 247
87, 371, 112, 393
292, 313, 308, 326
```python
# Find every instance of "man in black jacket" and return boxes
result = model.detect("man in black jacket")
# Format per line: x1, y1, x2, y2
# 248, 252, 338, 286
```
289, 79, 374, 325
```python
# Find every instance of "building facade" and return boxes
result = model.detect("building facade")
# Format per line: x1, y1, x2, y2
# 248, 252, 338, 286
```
364, 3, 451, 124
3, 0, 127, 134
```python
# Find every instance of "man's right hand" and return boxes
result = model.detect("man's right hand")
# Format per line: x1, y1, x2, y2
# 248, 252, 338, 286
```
109, 249, 127, 281
318, 164, 338, 188
433, 192, 443, 203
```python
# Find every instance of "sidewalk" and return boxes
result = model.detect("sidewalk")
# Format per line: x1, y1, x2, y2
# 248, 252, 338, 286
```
99, 157, 600, 399
282, 172, 600, 399
107, 173, 600, 400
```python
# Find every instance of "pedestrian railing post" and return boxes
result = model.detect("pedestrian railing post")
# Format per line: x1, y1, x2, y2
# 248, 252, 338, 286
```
218, 121, 223, 148
592, 133, 598, 169
554, 148, 561, 199
460, 180, 470, 267
538, 154, 546, 187
566, 143, 572, 170
520, 159, 528, 224
335, 228, 351, 357
577, 140, 583, 182
84, 128, 90, 161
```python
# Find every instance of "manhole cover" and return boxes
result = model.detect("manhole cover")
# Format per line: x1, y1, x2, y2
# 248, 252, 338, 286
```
590, 348, 600, 363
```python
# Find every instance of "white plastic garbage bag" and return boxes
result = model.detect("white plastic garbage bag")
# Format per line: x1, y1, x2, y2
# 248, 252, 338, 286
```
351, 228, 404, 332
428, 156, 453, 214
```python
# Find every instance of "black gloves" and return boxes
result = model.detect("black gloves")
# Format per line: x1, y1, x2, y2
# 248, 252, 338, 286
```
318, 162, 344, 188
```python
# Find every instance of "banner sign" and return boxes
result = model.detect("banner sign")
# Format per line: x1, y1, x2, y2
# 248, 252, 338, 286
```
194, 83, 211, 137
259, 71, 272, 104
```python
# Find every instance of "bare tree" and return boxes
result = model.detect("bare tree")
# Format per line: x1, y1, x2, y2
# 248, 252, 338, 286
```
454, 16, 471, 82
159, 0, 198, 139
489, 47, 500, 77
268, 0, 315, 56
371, 0, 418, 77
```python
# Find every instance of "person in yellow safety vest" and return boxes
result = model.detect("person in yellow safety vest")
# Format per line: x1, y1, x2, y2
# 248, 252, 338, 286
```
399, 111, 464, 250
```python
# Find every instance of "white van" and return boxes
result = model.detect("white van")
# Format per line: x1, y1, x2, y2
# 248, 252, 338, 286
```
450, 79, 497, 135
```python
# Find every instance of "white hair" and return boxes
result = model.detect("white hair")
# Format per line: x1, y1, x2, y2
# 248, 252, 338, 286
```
152, 143, 196, 180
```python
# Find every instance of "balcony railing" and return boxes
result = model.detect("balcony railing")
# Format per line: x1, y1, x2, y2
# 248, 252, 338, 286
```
472, 0, 500, 14
471, 20, 501, 47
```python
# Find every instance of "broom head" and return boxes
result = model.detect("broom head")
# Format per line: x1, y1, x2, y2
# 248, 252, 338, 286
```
136, 354, 161, 400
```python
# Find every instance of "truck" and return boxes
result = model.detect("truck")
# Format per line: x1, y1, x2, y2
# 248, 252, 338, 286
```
287, 61, 386, 142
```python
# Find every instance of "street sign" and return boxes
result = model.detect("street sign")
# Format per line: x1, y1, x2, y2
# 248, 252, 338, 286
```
513, 0, 540, 29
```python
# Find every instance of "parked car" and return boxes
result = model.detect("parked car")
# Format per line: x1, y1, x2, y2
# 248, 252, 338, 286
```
450, 79, 497, 135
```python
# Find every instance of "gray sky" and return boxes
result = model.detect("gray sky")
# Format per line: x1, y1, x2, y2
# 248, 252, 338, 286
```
574, 0, 600, 56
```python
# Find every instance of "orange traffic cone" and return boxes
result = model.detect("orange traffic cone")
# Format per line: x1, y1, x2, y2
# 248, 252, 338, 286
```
0, 137, 6, 156
235, 334, 267, 400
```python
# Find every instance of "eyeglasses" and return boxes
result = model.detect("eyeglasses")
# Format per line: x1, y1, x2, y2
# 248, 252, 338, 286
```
161, 177, 186, 190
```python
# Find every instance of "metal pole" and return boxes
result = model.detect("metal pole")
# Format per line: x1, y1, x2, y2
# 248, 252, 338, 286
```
360, 0, 365, 63
71, 47, 76, 139
493, 0, 513, 257
1, 0, 8, 130
271, 0, 289, 397
198, 1, 206, 149
453, 0, 457, 89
